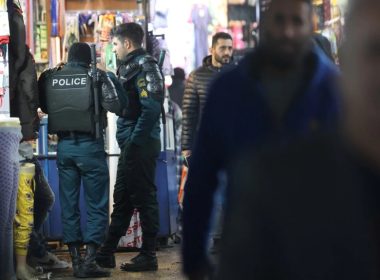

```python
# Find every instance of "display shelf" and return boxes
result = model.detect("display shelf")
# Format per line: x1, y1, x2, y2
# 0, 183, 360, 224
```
65, 0, 137, 11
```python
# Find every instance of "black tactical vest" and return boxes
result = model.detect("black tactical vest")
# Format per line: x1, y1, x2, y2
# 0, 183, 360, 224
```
117, 58, 141, 120
44, 64, 95, 134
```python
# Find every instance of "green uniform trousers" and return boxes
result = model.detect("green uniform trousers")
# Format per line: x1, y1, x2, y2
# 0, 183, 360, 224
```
57, 136, 109, 245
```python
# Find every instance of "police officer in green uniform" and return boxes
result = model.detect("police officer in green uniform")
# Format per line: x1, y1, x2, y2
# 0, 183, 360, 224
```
38, 43, 120, 278
96, 23, 163, 272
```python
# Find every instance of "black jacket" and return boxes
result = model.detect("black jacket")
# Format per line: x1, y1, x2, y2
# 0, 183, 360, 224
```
8, 3, 39, 140
8, 3, 27, 99
181, 56, 221, 151
10, 50, 40, 141
114, 48, 163, 147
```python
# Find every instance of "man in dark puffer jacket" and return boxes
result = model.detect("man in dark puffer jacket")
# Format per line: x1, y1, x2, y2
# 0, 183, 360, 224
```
181, 32, 234, 156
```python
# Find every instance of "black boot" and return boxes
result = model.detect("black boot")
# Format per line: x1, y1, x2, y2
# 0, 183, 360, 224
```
95, 232, 120, 269
95, 250, 116, 269
120, 237, 158, 272
76, 243, 110, 278
68, 243, 82, 277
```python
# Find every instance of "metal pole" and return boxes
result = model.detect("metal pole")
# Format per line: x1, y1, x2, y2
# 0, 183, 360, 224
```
143, 0, 149, 48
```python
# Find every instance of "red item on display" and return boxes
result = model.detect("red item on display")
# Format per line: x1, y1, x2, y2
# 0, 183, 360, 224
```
323, 0, 331, 21
230, 23, 245, 50
0, 36, 9, 45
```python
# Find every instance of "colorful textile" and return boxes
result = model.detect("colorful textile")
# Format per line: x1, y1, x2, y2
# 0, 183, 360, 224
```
14, 162, 35, 256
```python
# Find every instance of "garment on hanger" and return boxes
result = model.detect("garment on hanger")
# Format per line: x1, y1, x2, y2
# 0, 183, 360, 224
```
0, 44, 8, 109
191, 4, 212, 68
98, 13, 115, 42
51, 0, 58, 36
8, 2, 26, 99
153, 0, 169, 29
63, 13, 79, 54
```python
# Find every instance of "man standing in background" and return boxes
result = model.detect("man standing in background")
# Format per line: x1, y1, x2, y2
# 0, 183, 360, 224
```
168, 67, 186, 109
181, 32, 233, 158
181, 31, 233, 252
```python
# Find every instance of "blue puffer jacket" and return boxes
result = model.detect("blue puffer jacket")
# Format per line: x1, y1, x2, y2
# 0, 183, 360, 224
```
182, 47, 341, 275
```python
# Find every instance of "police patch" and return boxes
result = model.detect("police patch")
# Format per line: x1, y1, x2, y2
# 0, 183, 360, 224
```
140, 89, 149, 98
51, 74, 88, 89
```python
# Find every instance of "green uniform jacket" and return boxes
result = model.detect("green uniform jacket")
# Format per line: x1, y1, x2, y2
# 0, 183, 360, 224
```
116, 48, 164, 148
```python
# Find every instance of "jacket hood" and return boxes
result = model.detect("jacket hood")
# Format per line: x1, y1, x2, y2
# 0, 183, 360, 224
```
202, 55, 234, 72
202, 55, 213, 67
122, 48, 147, 64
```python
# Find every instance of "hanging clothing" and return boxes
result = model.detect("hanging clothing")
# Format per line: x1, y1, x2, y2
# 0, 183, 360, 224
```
8, 2, 26, 99
10, 48, 40, 141
191, 4, 211, 68
153, 0, 169, 29
63, 13, 79, 52
8, 3, 39, 140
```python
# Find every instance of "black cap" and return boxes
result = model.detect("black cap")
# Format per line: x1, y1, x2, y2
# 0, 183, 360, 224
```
68, 42, 91, 65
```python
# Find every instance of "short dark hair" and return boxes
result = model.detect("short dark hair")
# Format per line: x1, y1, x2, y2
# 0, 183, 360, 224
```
263, 0, 313, 25
111, 22, 144, 47
68, 42, 91, 65
212, 32, 233, 48
172, 67, 185, 80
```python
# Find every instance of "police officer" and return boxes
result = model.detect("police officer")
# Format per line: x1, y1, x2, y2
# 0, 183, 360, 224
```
96, 23, 163, 272
38, 42, 120, 278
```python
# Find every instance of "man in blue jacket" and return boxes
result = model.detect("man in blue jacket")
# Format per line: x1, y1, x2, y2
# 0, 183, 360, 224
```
182, 0, 341, 278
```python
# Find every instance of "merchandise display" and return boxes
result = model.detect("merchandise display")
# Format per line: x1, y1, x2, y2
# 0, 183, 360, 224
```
313, 0, 346, 63
64, 11, 137, 70
0, 1, 9, 116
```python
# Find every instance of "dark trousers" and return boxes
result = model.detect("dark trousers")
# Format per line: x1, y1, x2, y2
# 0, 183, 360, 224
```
104, 138, 160, 251
57, 141, 109, 245
27, 157, 55, 258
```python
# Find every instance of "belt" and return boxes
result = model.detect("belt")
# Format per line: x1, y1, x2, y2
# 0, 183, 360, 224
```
58, 131, 93, 139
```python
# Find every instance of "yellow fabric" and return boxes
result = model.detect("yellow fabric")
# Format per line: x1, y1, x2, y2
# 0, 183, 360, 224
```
14, 163, 35, 256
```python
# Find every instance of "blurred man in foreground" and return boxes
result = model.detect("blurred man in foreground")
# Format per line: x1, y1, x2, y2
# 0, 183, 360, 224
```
182, 0, 341, 278
219, 0, 380, 279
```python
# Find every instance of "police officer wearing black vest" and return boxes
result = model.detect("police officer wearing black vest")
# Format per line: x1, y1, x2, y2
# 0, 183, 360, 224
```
96, 23, 164, 272
38, 42, 120, 278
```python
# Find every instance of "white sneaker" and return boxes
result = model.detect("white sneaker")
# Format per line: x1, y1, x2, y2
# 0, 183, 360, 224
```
31, 252, 69, 270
